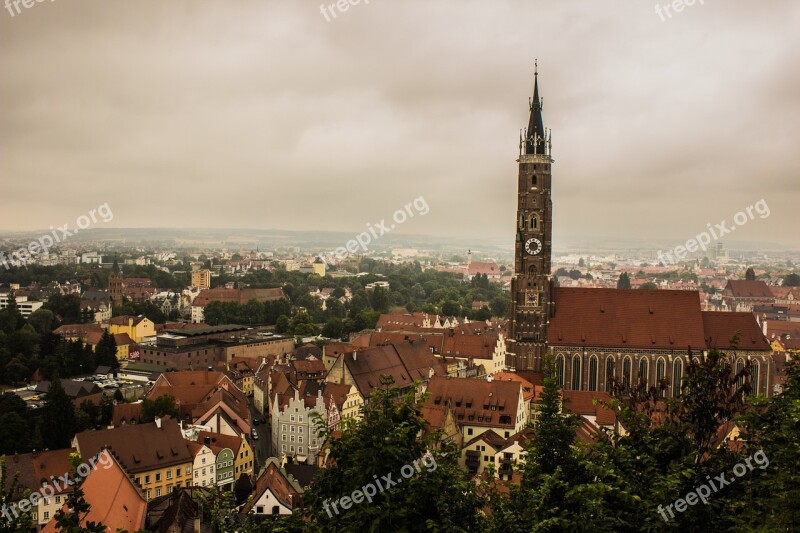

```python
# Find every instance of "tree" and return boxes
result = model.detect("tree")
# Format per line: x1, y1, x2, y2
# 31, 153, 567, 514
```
26, 308, 55, 335
321, 318, 344, 339
368, 286, 390, 313
141, 395, 179, 423
275, 315, 290, 334
730, 359, 800, 530
94, 330, 119, 370
783, 273, 800, 286
489, 296, 509, 318
305, 384, 485, 531
617, 272, 631, 289
43, 379, 77, 450
441, 300, 461, 317
639, 282, 658, 290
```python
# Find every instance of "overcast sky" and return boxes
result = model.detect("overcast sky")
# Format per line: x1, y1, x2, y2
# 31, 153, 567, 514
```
1, 0, 798, 249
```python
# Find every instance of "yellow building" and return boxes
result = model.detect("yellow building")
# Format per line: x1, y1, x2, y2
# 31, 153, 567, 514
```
107, 315, 155, 343
74, 417, 193, 501
191, 269, 212, 290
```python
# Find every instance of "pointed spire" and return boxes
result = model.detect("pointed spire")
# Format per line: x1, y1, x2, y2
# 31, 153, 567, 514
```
525, 59, 547, 156
111, 256, 121, 276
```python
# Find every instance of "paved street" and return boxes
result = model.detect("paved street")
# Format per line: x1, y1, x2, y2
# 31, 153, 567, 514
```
247, 397, 272, 472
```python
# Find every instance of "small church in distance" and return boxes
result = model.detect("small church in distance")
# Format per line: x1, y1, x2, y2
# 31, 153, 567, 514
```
507, 65, 776, 397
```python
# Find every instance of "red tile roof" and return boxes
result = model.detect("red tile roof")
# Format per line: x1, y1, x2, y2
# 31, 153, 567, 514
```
241, 460, 302, 514
548, 288, 707, 350
701, 311, 770, 351
341, 341, 440, 397
74, 417, 192, 474
561, 391, 616, 426
425, 376, 522, 429
112, 402, 143, 426
725, 280, 774, 298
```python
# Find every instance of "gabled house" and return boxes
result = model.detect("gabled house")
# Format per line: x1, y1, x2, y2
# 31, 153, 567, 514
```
424, 376, 527, 441
196, 431, 254, 487
241, 458, 303, 517
270, 377, 327, 465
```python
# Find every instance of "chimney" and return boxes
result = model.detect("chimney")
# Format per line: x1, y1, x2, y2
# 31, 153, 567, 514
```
155, 416, 162, 429
204, 437, 211, 446
762, 319, 768, 336
194, 517, 201, 533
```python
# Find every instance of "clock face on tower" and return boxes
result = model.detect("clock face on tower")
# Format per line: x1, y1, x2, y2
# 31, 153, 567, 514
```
525, 238, 542, 256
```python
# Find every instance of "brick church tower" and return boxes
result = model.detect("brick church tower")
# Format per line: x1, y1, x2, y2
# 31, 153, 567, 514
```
508, 63, 555, 372
108, 257, 123, 308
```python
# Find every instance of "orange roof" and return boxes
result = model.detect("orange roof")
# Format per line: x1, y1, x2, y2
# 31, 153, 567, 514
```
493, 372, 539, 401
41, 452, 146, 533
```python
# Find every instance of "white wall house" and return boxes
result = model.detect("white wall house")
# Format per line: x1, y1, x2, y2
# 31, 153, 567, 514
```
270, 388, 327, 465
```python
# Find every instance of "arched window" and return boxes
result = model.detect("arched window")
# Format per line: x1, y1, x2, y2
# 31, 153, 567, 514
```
656, 358, 666, 398
750, 360, 760, 394
531, 175, 537, 187
639, 358, 649, 386
555, 355, 565, 387
530, 216, 538, 230
735, 359, 746, 388
672, 359, 683, 398
528, 265, 537, 276
622, 357, 632, 391
605, 357, 615, 390
571, 355, 582, 391
588, 356, 598, 391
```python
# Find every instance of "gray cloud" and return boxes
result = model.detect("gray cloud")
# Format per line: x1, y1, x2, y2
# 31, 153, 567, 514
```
1, 0, 798, 248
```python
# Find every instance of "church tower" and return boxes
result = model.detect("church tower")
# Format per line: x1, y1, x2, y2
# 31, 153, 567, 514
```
508, 63, 555, 372
108, 257, 123, 309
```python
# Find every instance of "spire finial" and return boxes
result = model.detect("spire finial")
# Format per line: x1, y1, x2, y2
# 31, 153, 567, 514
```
534, 59, 538, 77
